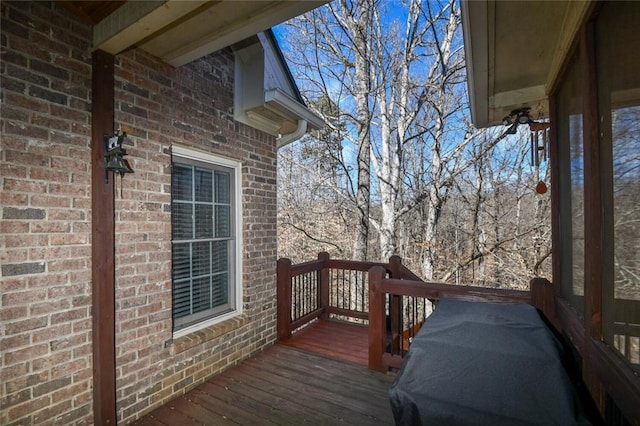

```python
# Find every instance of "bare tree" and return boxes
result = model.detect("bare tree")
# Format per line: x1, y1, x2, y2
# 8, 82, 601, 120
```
277, 0, 552, 288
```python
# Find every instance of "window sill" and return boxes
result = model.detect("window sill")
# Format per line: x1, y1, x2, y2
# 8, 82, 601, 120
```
168, 314, 248, 355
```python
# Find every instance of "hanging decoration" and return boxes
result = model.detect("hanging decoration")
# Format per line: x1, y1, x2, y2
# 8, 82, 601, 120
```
497, 107, 551, 194
104, 128, 134, 196
529, 120, 550, 167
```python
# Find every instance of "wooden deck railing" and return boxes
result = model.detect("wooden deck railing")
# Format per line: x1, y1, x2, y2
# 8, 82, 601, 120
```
277, 253, 559, 373
277, 256, 640, 422
368, 267, 558, 372
277, 252, 414, 341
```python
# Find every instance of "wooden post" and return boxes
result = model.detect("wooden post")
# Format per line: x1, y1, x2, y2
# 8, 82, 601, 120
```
580, 23, 605, 411
91, 49, 117, 425
277, 258, 293, 341
530, 277, 559, 332
388, 256, 402, 354
389, 255, 402, 279
368, 266, 386, 372
318, 252, 330, 320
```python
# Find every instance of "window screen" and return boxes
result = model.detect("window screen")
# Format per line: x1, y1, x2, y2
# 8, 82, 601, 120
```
171, 157, 235, 331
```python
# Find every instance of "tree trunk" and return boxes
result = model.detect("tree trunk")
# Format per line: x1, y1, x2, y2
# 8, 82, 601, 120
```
342, 0, 372, 262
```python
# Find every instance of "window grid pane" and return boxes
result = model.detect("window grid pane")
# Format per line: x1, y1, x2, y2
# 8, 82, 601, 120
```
171, 159, 235, 331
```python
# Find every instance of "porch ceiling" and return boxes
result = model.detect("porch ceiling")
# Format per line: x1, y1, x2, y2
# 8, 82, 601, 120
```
461, 0, 593, 128
59, 1, 327, 67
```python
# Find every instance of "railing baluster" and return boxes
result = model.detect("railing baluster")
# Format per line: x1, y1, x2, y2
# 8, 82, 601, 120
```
281, 253, 538, 372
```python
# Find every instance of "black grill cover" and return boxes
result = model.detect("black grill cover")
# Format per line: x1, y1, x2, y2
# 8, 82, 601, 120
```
389, 299, 590, 426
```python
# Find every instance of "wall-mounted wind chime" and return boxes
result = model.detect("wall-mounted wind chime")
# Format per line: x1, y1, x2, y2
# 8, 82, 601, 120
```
104, 128, 134, 196
498, 107, 551, 194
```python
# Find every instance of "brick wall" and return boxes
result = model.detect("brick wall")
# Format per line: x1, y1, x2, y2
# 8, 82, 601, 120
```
1, 2, 94, 424
1, 2, 279, 425
112, 45, 278, 425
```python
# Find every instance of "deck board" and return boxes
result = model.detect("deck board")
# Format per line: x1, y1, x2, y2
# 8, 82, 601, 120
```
165, 395, 239, 425
281, 319, 369, 366
132, 336, 395, 425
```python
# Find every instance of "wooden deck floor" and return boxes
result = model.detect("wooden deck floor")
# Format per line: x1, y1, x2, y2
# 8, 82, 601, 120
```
133, 321, 395, 425
280, 319, 369, 366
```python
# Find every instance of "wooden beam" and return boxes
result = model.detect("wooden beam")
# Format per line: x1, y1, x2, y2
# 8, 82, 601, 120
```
93, 1, 209, 55
581, 20, 606, 413
145, 1, 328, 67
489, 85, 547, 109
548, 90, 563, 306
91, 49, 116, 425
380, 278, 531, 304
581, 20, 603, 344
545, 1, 594, 96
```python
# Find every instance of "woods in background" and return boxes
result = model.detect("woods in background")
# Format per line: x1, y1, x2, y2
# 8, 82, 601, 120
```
276, 0, 551, 288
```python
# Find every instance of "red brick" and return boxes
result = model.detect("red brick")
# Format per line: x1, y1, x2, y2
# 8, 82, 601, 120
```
4, 316, 48, 336
51, 308, 87, 325
72, 342, 92, 358
47, 258, 88, 272
29, 221, 71, 233
29, 273, 69, 288
2, 178, 48, 194
30, 194, 71, 209
4, 343, 49, 365
48, 209, 86, 221
51, 357, 88, 381
7, 395, 50, 420
1, 246, 29, 262
31, 349, 72, 373
28, 166, 71, 182
31, 399, 73, 424
49, 233, 87, 246
32, 376, 72, 398
2, 289, 48, 306
0, 362, 28, 382
0, 333, 31, 351
4, 369, 49, 396
48, 154, 85, 172
3, 91, 50, 113
51, 380, 88, 404
31, 323, 72, 343
0, 305, 28, 322
0, 191, 29, 206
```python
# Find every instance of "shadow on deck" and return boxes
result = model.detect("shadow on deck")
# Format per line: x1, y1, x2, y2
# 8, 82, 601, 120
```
133, 320, 394, 425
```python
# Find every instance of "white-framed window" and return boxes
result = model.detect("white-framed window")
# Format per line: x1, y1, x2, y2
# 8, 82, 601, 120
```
170, 145, 242, 336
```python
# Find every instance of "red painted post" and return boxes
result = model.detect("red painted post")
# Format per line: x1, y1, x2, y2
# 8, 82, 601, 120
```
369, 266, 387, 372
388, 256, 402, 353
91, 49, 117, 426
530, 277, 559, 332
389, 255, 402, 279
277, 258, 293, 341
318, 252, 330, 320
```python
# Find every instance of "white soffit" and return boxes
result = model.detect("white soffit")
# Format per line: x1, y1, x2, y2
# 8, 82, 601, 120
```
461, 0, 593, 128
94, 0, 328, 67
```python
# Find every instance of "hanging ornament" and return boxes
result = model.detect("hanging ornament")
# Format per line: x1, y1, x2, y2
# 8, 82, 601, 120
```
497, 107, 551, 194
535, 181, 548, 194
528, 108, 550, 195
529, 121, 550, 167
